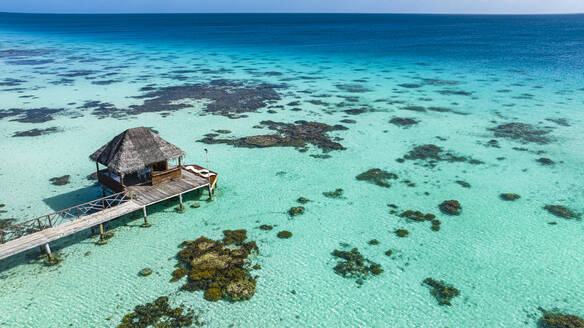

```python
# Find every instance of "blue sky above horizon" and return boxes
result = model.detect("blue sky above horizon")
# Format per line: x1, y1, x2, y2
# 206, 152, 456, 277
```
0, 0, 583, 14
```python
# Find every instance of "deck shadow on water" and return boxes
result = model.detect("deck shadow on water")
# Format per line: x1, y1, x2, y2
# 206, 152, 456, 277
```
42, 185, 103, 212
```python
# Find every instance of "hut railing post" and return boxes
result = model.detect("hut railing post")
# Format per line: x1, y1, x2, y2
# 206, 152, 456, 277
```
76, 207, 80, 219
47, 215, 52, 228
0, 230, 4, 244
37, 218, 42, 231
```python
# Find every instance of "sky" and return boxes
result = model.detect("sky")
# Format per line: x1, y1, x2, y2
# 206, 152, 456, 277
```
0, 0, 583, 14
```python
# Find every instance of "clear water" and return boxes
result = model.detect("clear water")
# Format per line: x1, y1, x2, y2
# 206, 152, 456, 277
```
0, 13, 583, 328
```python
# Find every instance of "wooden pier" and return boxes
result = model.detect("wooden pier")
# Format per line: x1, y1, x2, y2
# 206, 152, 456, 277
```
0, 166, 217, 261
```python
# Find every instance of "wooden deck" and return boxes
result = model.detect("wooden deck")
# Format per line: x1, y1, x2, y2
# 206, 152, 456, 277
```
0, 167, 216, 261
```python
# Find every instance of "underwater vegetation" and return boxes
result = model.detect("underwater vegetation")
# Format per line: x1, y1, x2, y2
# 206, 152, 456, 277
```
439, 200, 462, 215
331, 248, 382, 285
355, 168, 398, 188
489, 122, 552, 145
277, 230, 292, 239
49, 175, 70, 186
117, 296, 203, 328
399, 210, 440, 232
288, 206, 305, 216
399, 144, 483, 167
173, 230, 258, 302
538, 308, 584, 328
323, 188, 344, 198
500, 193, 521, 201
544, 205, 579, 219
423, 278, 460, 306
199, 120, 348, 152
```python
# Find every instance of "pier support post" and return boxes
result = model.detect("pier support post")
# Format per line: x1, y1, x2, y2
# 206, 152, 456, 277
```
207, 185, 213, 201
43, 243, 60, 266
96, 224, 108, 245
179, 194, 183, 208
141, 207, 151, 227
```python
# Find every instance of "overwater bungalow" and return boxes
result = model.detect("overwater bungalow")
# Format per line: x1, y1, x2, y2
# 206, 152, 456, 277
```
0, 127, 218, 262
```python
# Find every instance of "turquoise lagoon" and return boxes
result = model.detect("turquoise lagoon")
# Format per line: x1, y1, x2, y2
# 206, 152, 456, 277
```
0, 14, 583, 327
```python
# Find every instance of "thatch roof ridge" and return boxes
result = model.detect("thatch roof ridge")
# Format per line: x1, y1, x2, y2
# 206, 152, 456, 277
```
90, 127, 185, 175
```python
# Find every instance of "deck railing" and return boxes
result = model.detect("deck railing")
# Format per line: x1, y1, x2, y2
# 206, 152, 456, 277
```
0, 192, 129, 244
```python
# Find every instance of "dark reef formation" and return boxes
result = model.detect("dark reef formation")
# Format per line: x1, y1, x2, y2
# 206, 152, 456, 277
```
423, 277, 460, 306
331, 248, 382, 284
439, 200, 462, 215
500, 193, 520, 201
13, 127, 60, 137
117, 296, 203, 328
489, 122, 552, 144
173, 230, 259, 302
49, 175, 70, 186
389, 117, 419, 127
355, 169, 398, 188
399, 144, 483, 167
538, 309, 584, 328
544, 205, 579, 219
199, 120, 347, 153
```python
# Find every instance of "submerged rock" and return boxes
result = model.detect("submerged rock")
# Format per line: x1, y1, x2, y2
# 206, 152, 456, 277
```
297, 197, 310, 204
140, 268, 153, 277
288, 206, 305, 216
389, 117, 419, 127
13, 127, 60, 137
199, 120, 347, 153
538, 309, 584, 328
355, 168, 398, 188
331, 248, 383, 283
323, 188, 344, 198
395, 229, 409, 238
400, 144, 483, 167
544, 205, 578, 219
175, 230, 258, 302
537, 157, 555, 165
439, 200, 462, 215
259, 224, 273, 231
423, 277, 460, 306
500, 193, 521, 201
49, 175, 70, 186
489, 122, 552, 144
117, 296, 201, 328
277, 230, 292, 239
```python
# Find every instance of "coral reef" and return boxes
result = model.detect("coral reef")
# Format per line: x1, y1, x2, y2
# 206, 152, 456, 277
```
49, 175, 70, 186
259, 224, 273, 231
400, 144, 483, 167
117, 296, 202, 328
297, 197, 310, 204
323, 188, 344, 198
13, 127, 60, 137
538, 309, 584, 328
537, 157, 555, 165
277, 231, 292, 239
389, 117, 419, 127
544, 205, 578, 219
355, 169, 398, 188
500, 193, 521, 201
439, 200, 462, 215
289, 206, 305, 216
174, 230, 258, 302
140, 268, 153, 277
331, 248, 383, 283
395, 229, 409, 237
199, 120, 348, 152
423, 278, 460, 306
489, 122, 552, 144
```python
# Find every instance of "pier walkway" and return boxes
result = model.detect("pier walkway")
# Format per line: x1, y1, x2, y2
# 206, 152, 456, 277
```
0, 167, 215, 261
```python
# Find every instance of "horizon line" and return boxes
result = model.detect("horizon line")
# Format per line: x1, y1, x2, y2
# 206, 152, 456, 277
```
1, 11, 583, 16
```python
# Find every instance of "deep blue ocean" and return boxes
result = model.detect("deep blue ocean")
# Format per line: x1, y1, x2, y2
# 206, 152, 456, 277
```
0, 13, 583, 328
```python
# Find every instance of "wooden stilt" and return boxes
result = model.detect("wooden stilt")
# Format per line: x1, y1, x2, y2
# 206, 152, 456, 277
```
179, 194, 183, 208
44, 243, 52, 260
207, 185, 213, 201
142, 207, 150, 227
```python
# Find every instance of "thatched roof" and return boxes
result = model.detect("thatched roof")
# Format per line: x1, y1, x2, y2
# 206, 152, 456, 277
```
90, 127, 185, 175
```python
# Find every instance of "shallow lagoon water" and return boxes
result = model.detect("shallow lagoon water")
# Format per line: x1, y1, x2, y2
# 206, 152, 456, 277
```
0, 13, 583, 328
